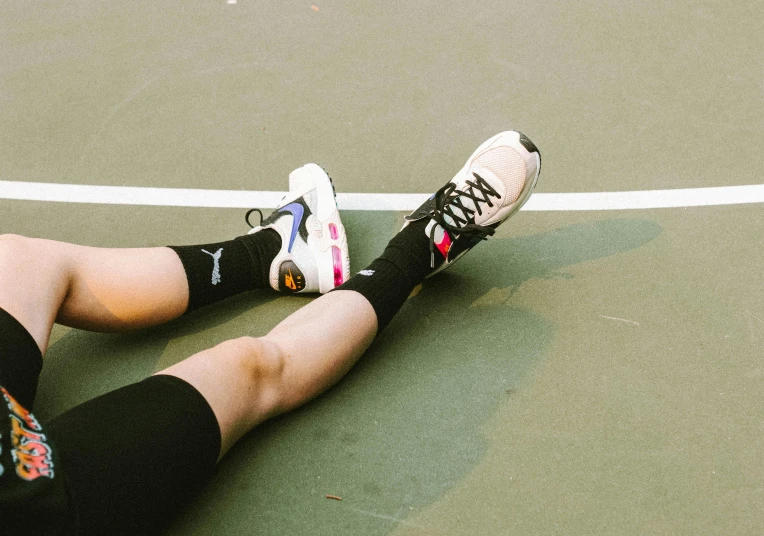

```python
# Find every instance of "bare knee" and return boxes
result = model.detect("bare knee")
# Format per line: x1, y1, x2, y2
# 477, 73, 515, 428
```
0, 234, 57, 269
0, 233, 25, 243
224, 336, 285, 378
0, 234, 68, 353
0, 234, 44, 290
0, 234, 30, 257
221, 336, 287, 418
0, 233, 72, 293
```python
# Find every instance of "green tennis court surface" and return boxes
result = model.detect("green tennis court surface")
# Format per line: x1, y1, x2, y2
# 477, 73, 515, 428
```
2, 2, 763, 534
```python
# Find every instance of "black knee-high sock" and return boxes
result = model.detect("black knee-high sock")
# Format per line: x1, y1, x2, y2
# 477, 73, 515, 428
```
169, 229, 281, 313
334, 220, 445, 331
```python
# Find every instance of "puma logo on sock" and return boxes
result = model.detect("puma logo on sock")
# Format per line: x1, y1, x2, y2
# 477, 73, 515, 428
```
358, 269, 375, 276
201, 248, 223, 285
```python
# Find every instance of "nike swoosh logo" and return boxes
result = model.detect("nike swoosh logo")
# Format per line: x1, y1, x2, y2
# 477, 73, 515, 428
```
279, 202, 305, 252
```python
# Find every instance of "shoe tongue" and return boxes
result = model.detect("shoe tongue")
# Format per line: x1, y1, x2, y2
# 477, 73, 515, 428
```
470, 165, 505, 195
442, 166, 504, 227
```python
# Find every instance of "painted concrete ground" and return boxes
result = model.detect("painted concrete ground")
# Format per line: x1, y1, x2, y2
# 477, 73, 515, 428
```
2, 2, 763, 534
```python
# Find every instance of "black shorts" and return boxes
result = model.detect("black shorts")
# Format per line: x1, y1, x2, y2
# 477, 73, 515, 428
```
0, 307, 222, 536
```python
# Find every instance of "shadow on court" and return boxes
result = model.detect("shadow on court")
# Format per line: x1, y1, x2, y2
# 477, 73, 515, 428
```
34, 216, 661, 535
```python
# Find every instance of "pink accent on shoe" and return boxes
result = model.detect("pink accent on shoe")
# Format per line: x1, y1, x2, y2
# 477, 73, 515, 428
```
435, 230, 452, 258
332, 246, 344, 286
329, 223, 339, 240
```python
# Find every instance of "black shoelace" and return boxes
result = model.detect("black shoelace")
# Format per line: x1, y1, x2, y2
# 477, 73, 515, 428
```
428, 172, 501, 267
245, 208, 264, 228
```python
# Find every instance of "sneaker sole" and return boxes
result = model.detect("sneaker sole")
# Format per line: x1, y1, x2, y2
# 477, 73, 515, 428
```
294, 164, 351, 293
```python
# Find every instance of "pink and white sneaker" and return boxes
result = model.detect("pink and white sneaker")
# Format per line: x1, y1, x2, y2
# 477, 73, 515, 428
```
403, 131, 541, 276
246, 164, 350, 294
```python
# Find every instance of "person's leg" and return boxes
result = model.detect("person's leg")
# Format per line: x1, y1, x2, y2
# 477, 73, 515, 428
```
1, 288, 373, 536
0, 235, 190, 352
0, 164, 349, 356
0, 228, 289, 351
160, 289, 377, 455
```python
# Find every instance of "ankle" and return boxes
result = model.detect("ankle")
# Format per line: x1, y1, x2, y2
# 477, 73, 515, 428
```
380, 219, 445, 284
168, 229, 281, 313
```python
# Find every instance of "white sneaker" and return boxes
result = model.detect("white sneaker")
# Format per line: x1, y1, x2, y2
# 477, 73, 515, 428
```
403, 130, 541, 276
246, 164, 350, 294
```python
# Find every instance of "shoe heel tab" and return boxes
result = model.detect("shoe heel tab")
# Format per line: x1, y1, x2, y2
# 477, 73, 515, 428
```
517, 132, 539, 155
288, 163, 326, 193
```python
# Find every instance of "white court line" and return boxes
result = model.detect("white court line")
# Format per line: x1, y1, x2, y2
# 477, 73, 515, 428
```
1, 180, 764, 211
